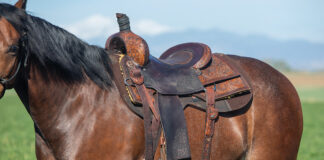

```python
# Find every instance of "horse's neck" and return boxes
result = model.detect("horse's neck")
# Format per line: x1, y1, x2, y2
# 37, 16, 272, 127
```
25, 66, 115, 125
14, 66, 142, 158
25, 67, 92, 127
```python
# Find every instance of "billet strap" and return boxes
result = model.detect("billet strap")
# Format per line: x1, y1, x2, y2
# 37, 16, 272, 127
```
202, 84, 219, 160
151, 94, 162, 157
126, 60, 160, 160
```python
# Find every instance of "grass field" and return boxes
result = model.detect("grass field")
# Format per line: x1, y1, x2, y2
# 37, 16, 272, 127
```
0, 90, 35, 160
298, 101, 324, 159
0, 73, 324, 159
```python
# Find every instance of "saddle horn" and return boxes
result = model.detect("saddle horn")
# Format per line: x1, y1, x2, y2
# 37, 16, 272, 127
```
105, 13, 149, 66
116, 13, 131, 32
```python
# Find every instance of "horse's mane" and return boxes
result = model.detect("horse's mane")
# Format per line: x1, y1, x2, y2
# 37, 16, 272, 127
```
0, 3, 113, 88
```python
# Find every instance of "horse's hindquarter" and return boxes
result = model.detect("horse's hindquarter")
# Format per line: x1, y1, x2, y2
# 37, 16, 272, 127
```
232, 55, 303, 159
184, 55, 303, 160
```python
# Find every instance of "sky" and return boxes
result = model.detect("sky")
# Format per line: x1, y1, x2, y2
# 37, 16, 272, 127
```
1, 0, 324, 70
1, 0, 321, 43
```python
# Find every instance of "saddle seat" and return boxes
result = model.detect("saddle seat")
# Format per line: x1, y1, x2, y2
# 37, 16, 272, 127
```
159, 42, 212, 69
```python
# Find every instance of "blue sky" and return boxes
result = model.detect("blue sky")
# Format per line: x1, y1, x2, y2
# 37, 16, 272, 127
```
1, 0, 324, 70
15, 0, 324, 44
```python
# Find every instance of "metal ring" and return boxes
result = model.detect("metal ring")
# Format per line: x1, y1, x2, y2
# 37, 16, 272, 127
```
124, 78, 133, 86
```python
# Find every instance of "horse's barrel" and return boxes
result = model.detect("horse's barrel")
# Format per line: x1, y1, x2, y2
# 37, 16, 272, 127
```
105, 13, 149, 66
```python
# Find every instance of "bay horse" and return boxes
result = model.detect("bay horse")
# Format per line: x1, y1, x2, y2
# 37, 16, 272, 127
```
0, 1, 303, 159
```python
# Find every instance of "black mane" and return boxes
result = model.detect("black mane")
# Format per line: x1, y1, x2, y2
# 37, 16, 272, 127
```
0, 3, 113, 88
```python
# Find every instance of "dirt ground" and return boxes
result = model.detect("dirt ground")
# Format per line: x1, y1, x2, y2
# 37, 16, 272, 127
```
284, 72, 324, 88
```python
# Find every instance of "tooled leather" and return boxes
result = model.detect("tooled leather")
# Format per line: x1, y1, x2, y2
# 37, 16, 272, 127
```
114, 52, 252, 115
106, 31, 150, 66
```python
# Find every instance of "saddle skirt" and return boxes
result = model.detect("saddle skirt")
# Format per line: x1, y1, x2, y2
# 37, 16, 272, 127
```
110, 52, 252, 115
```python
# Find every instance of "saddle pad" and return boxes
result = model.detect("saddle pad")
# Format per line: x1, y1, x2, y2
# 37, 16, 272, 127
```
109, 54, 143, 116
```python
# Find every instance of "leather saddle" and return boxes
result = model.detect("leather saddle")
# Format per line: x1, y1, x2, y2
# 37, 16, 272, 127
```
106, 13, 253, 160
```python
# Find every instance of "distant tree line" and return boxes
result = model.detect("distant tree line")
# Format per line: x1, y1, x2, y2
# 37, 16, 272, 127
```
264, 59, 293, 72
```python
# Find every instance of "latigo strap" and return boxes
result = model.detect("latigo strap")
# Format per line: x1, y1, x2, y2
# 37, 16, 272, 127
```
202, 84, 219, 160
127, 60, 159, 160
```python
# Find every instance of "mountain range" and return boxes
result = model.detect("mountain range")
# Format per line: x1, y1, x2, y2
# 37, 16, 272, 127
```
89, 28, 324, 71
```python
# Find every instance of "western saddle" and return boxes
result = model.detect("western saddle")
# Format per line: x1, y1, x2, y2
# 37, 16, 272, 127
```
106, 13, 252, 160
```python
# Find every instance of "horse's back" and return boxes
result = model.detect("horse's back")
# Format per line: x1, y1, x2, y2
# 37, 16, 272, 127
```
184, 54, 303, 159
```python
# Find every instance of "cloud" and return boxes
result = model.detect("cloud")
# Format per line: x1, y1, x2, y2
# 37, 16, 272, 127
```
64, 14, 118, 40
133, 20, 173, 36
63, 14, 173, 40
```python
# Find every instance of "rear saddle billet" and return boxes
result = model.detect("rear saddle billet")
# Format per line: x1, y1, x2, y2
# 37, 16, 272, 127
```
106, 13, 253, 160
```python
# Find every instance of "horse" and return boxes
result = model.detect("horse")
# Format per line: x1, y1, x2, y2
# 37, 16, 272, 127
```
0, 1, 303, 159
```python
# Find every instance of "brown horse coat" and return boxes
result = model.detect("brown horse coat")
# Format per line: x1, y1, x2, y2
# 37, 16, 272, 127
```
0, 1, 303, 159
25, 55, 303, 160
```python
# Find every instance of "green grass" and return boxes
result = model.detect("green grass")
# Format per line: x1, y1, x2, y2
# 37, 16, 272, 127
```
297, 87, 324, 103
0, 88, 323, 159
0, 90, 35, 160
296, 87, 324, 159
298, 101, 324, 159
